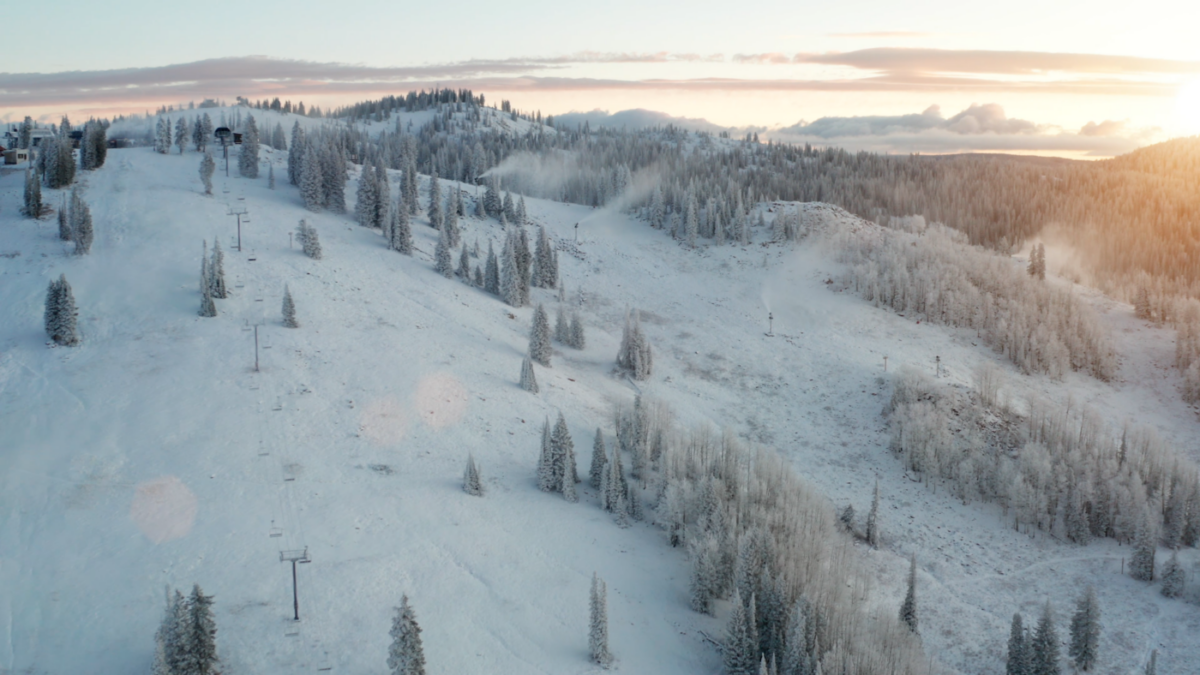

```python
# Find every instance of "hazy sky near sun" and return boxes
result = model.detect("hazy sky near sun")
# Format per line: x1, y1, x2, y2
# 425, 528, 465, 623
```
4, 0, 1199, 155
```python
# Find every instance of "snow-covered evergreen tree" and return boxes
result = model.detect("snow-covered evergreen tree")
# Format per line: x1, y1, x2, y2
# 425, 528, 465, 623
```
503, 191, 516, 222
726, 591, 760, 675
389, 202, 412, 255
1144, 649, 1157, 675
427, 174, 442, 229
616, 311, 653, 380
238, 115, 260, 178
457, 245, 471, 283
689, 534, 718, 615
444, 193, 460, 248
537, 418, 555, 492
1030, 602, 1061, 675
288, 122, 306, 186
562, 438, 579, 502
387, 595, 426, 675
199, 242, 217, 318
209, 240, 227, 299
517, 195, 527, 224
192, 116, 206, 153
356, 164, 379, 227
569, 312, 586, 349
781, 599, 813, 675
500, 232, 523, 307
553, 304, 569, 344
484, 241, 500, 295
163, 589, 190, 675
463, 454, 484, 496
282, 285, 298, 328
175, 117, 188, 155
1160, 550, 1184, 598
551, 412, 577, 488
271, 123, 287, 151
1130, 513, 1156, 582
296, 219, 323, 260
44, 274, 80, 346
58, 195, 70, 240
899, 554, 918, 634
589, 573, 613, 668
529, 304, 552, 366
1068, 586, 1099, 671
1007, 613, 1029, 675
268, 163, 275, 189
23, 168, 43, 218
590, 428, 607, 489
181, 584, 219, 675
301, 143, 324, 211
866, 480, 880, 548
200, 153, 215, 195
321, 141, 346, 212
434, 227, 454, 279
519, 355, 538, 393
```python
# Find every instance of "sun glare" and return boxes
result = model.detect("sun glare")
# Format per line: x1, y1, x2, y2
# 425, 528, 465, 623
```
1176, 79, 1200, 134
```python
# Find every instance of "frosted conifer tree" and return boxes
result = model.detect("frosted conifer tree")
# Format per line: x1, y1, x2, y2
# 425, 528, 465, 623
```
590, 428, 607, 489
58, 195, 70, 240
519, 355, 538, 393
500, 233, 523, 307
199, 242, 217, 318
503, 192, 516, 222
68, 187, 93, 255
866, 480, 880, 548
569, 312, 586, 349
434, 227, 454, 278
200, 152, 215, 194
463, 454, 484, 496
617, 311, 653, 380
1031, 602, 1060, 675
444, 194, 460, 248
689, 535, 717, 614
1130, 514, 1156, 582
457, 245, 471, 282
175, 117, 188, 155
210, 240, 227, 298
473, 266, 483, 287
238, 115, 260, 178
271, 122, 287, 151
529, 304, 552, 366
545, 303, 564, 343
551, 412, 577, 487
1007, 613, 1029, 675
44, 274, 80, 346
321, 141, 346, 212
562, 441, 579, 502
301, 143, 324, 212
164, 589, 190, 675
288, 122, 306, 186
182, 584, 219, 675
297, 220, 323, 260
726, 591, 759, 675
192, 116, 206, 152
685, 198, 698, 247
517, 196, 527, 224
282, 285, 298, 328
515, 226, 532, 305
23, 168, 43, 218
589, 573, 613, 667
387, 595, 426, 675
356, 164, 379, 227
537, 418, 555, 491
1068, 586, 1099, 671
390, 203, 412, 255
427, 174, 442, 229
781, 600, 811, 675
268, 163, 275, 189
899, 554, 918, 634
1160, 550, 1184, 598
484, 242, 500, 295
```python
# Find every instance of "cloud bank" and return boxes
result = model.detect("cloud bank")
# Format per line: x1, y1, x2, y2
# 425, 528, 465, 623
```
550, 108, 725, 133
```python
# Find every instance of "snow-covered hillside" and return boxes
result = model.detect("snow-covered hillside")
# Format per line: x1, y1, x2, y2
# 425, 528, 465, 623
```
1, 144, 1197, 675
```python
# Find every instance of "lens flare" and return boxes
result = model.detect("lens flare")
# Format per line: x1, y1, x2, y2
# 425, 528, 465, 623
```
131, 476, 197, 544
359, 397, 411, 446
414, 373, 468, 430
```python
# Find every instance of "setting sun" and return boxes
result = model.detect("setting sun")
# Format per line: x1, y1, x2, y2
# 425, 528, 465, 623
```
1176, 78, 1200, 134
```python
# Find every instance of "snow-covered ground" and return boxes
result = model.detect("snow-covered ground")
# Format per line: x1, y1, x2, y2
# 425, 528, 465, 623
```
1, 145, 1196, 675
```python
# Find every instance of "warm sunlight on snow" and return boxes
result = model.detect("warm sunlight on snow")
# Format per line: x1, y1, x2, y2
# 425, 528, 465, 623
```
1176, 78, 1200, 134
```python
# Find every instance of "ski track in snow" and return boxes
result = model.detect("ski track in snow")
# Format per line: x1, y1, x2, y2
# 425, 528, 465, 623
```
1, 134, 1198, 674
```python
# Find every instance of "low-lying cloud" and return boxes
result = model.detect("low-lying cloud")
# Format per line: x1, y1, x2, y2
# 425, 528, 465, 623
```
550, 108, 725, 133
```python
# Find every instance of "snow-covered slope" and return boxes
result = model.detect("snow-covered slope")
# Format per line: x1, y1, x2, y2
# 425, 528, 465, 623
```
1, 146, 1197, 675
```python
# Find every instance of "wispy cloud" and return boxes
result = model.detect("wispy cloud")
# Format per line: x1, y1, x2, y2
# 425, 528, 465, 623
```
796, 48, 1200, 75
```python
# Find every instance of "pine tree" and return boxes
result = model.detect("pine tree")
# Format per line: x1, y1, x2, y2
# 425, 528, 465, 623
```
551, 412, 577, 488
175, 117, 188, 155
288, 122, 306, 186
1031, 602, 1060, 675
58, 194, 70, 240
781, 599, 812, 675
282, 285, 298, 328
427, 174, 442, 229
356, 164, 379, 227
321, 141, 346, 212
271, 122, 287, 151
1068, 586, 1100, 671
390, 201, 413, 255
567, 312, 585, 351
463, 454, 484, 496
689, 535, 717, 615
590, 428, 607, 489
164, 589, 190, 675
207, 240, 226, 298
200, 152, 215, 195
1130, 514, 1156, 582
1160, 550, 1184, 598
199, 242, 217, 318
590, 573, 613, 667
182, 584, 219, 675
484, 242, 500, 295
519, 355, 538, 393
529, 304, 552, 366
726, 591, 760, 675
503, 192, 516, 222
1007, 613, 1029, 675
554, 304, 570, 343
515, 225, 532, 305
238, 115, 260, 178
537, 418, 555, 492
866, 480, 881, 548
44, 275, 80, 346
444, 193, 461, 248
301, 143, 324, 212
457, 245, 471, 283
562, 439, 579, 502
297, 220, 323, 260
192, 116, 206, 152
899, 554, 918, 635
387, 595, 426, 675
268, 163, 276, 189
434, 227, 454, 279
517, 195, 527, 224
23, 168, 43, 218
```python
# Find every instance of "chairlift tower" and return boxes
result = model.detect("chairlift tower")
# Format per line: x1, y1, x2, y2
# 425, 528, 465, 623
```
280, 547, 312, 621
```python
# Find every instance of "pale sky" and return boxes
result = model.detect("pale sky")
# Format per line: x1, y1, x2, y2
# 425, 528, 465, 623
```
4, 0, 1199, 156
